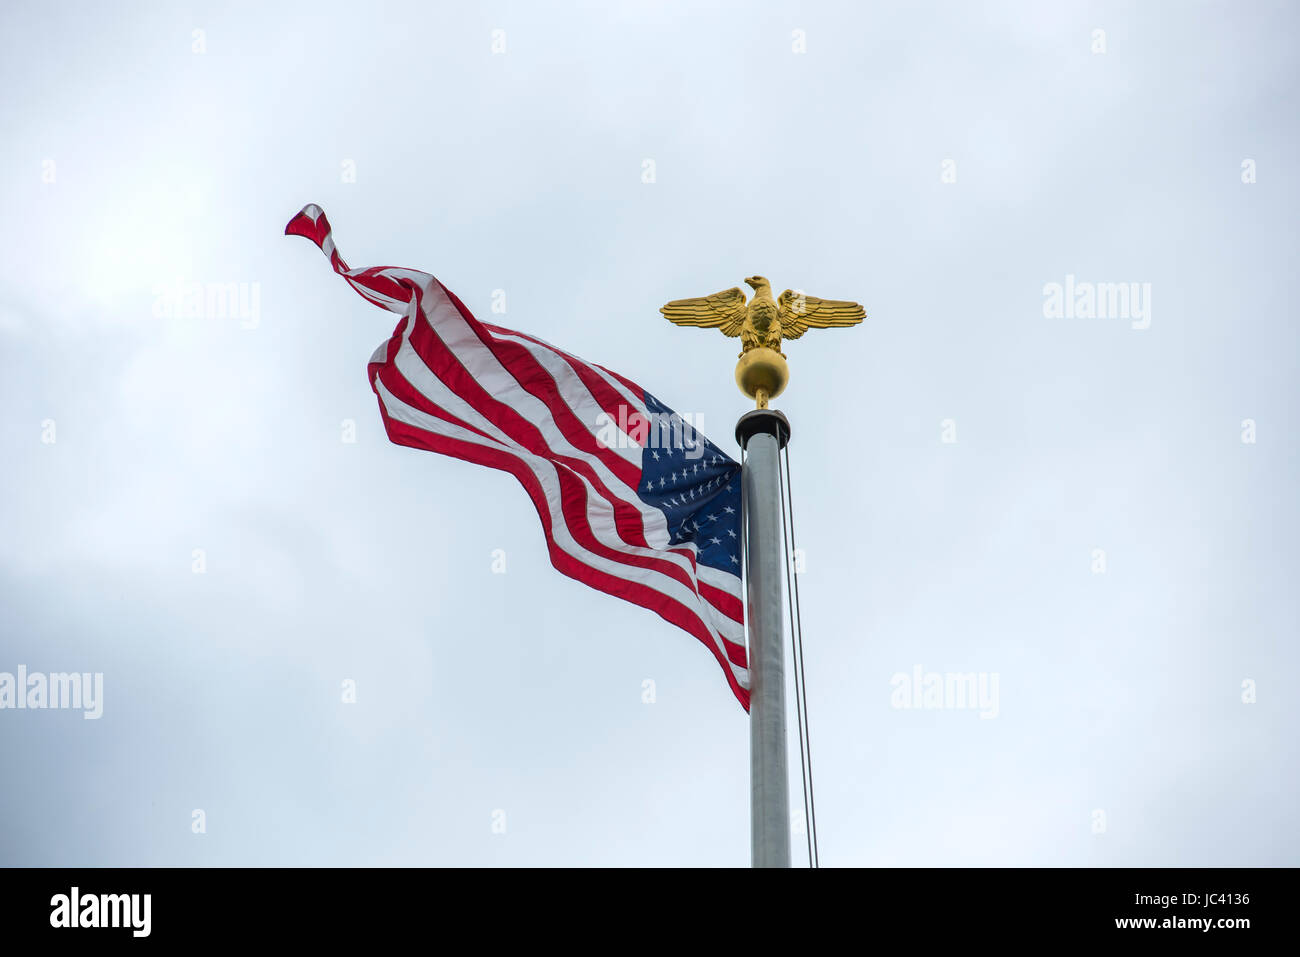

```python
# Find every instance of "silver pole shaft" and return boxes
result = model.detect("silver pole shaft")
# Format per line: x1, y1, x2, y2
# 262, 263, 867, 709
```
741, 421, 790, 868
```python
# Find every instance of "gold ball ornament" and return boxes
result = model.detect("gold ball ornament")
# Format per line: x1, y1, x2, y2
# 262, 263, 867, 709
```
734, 347, 789, 409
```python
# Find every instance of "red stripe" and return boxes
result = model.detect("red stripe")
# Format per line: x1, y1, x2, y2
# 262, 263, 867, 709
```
699, 580, 744, 625
284, 206, 331, 245
347, 269, 419, 309
594, 362, 646, 399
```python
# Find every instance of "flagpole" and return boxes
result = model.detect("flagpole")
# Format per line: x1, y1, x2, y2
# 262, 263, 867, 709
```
663, 275, 862, 867
737, 408, 791, 868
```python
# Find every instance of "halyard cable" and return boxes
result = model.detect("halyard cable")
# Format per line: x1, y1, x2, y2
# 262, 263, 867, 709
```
739, 445, 747, 625
739, 445, 750, 715
783, 444, 820, 867
778, 451, 815, 867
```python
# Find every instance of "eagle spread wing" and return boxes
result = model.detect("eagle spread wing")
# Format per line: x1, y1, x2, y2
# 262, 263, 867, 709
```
660, 287, 748, 337
777, 289, 866, 340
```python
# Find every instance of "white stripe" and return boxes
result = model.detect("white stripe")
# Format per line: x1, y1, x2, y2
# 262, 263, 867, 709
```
340, 266, 427, 312
698, 562, 742, 593
591, 364, 649, 416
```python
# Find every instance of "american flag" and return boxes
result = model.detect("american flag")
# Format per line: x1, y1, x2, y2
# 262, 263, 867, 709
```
286, 205, 749, 709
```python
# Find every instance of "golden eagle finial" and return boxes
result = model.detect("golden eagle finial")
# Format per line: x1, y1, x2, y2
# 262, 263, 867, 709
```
660, 277, 865, 408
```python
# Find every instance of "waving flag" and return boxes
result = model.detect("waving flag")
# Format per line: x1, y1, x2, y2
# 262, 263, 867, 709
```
286, 205, 749, 709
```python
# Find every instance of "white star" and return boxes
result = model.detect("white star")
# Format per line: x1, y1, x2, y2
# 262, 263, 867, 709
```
710, 537, 721, 545
727, 529, 737, 538
724, 506, 735, 514
730, 554, 739, 564
651, 450, 659, 461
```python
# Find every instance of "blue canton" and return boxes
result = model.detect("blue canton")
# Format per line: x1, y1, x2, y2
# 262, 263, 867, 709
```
635, 392, 742, 574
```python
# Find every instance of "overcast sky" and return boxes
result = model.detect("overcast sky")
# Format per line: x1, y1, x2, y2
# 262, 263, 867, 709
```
1, 0, 1296, 866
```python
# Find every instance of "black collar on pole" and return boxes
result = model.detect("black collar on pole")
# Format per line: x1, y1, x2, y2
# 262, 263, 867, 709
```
736, 409, 791, 451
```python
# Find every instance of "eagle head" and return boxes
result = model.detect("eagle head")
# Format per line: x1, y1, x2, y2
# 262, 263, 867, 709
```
744, 275, 769, 290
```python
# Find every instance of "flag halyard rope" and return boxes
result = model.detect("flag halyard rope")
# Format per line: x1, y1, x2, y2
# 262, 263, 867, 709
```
780, 445, 820, 867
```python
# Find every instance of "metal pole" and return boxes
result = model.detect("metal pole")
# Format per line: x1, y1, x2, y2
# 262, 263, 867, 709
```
737, 409, 791, 868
